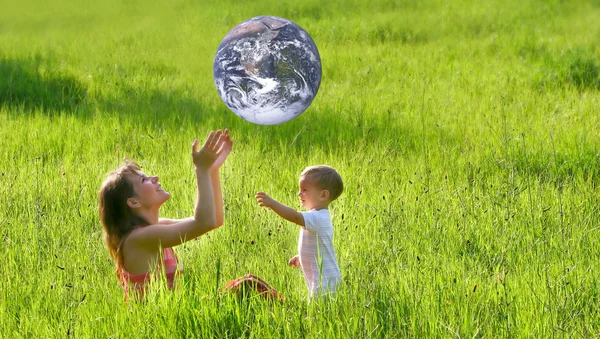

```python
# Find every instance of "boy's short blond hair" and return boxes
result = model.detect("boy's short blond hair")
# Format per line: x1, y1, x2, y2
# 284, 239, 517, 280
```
300, 165, 344, 201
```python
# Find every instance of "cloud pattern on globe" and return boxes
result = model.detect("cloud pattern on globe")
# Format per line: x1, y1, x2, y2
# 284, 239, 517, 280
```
214, 16, 321, 125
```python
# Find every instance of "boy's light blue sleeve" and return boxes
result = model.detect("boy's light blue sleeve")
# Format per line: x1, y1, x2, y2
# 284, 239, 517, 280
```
301, 210, 319, 232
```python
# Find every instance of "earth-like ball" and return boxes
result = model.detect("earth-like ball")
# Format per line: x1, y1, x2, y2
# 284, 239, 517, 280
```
213, 16, 321, 125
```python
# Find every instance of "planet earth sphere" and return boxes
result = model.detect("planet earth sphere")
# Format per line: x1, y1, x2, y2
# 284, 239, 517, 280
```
213, 16, 322, 125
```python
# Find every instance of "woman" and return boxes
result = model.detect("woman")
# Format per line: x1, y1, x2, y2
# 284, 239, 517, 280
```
98, 130, 230, 299
98, 130, 280, 302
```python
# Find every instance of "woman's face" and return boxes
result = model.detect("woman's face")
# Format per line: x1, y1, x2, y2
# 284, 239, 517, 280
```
127, 170, 171, 209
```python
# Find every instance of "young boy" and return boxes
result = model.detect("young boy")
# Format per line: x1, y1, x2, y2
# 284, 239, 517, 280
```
256, 165, 343, 298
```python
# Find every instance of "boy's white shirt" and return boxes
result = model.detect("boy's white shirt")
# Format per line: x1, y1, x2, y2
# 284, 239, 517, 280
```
299, 208, 341, 298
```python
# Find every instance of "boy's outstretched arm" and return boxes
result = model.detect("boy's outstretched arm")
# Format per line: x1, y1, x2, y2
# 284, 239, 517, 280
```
256, 191, 305, 226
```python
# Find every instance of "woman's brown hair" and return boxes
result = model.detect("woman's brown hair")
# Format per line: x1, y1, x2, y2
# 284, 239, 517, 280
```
98, 161, 150, 274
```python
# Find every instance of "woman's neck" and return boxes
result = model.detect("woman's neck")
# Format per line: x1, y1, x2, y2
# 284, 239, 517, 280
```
135, 208, 159, 225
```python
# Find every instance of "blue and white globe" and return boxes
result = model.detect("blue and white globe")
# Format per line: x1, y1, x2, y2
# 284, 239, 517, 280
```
213, 16, 322, 125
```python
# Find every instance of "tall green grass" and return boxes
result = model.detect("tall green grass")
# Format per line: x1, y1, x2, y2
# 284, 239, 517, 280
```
1, 0, 599, 337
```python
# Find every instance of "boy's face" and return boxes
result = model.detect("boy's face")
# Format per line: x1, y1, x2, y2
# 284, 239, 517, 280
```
297, 176, 328, 210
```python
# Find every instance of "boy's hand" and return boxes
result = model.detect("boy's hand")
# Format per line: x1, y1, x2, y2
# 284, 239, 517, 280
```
255, 191, 275, 208
288, 255, 300, 268
210, 129, 232, 172
192, 130, 226, 169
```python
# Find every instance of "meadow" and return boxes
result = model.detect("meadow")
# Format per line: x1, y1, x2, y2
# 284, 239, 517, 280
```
1, 0, 599, 337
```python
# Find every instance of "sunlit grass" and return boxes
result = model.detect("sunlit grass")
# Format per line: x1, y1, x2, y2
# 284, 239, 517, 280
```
1, 0, 599, 337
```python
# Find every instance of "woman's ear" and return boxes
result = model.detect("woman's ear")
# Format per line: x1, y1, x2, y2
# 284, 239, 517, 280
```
127, 197, 140, 209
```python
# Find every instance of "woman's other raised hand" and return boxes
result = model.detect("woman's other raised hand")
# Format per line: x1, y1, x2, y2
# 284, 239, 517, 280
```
192, 130, 227, 169
210, 129, 232, 172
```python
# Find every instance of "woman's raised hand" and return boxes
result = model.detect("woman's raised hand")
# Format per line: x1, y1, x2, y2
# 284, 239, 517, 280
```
192, 130, 227, 169
210, 129, 232, 171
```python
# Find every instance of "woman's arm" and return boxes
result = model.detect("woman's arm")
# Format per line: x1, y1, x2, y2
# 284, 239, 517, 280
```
211, 170, 224, 227
128, 131, 226, 249
158, 130, 231, 228
158, 170, 223, 227
209, 129, 231, 227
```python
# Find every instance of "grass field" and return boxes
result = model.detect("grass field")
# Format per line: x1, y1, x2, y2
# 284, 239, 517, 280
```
1, 0, 600, 337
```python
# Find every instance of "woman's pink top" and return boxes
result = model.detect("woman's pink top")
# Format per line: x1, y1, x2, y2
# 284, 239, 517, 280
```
120, 247, 183, 299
